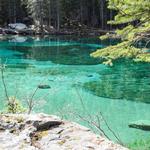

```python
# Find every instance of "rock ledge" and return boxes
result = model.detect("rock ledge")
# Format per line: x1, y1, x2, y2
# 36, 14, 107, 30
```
0, 113, 128, 150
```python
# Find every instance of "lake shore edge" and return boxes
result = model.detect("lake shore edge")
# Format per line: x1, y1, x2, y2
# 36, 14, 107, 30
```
0, 26, 112, 36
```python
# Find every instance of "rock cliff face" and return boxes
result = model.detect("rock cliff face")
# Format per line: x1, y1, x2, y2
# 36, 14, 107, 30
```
0, 113, 128, 150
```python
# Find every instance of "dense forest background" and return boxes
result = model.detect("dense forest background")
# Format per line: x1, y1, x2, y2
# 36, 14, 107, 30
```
0, 0, 115, 30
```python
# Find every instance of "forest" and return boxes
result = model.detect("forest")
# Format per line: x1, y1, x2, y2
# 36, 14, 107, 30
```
0, 0, 114, 31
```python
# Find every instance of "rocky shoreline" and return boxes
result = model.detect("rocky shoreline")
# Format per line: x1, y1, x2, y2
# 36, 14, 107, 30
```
0, 25, 110, 36
0, 113, 128, 150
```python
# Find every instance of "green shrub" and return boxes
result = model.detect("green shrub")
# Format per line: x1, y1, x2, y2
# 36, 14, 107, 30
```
6, 97, 26, 114
128, 138, 150, 150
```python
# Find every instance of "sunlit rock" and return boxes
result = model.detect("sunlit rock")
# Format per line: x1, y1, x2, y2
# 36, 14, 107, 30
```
8, 23, 27, 31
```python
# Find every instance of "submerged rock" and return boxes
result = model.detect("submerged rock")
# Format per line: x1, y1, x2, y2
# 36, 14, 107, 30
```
129, 120, 150, 131
87, 74, 94, 77
38, 85, 51, 89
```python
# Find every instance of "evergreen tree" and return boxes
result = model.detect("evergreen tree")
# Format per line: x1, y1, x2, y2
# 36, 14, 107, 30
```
92, 0, 150, 64
0, 0, 115, 29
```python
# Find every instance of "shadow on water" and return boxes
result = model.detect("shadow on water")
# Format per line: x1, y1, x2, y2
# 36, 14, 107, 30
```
83, 60, 150, 103
11, 45, 101, 65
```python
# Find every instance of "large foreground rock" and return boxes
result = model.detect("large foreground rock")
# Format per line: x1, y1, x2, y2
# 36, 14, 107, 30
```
0, 113, 128, 150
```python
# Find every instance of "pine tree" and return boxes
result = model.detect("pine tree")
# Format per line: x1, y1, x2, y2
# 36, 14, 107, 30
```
0, 0, 115, 30
92, 0, 150, 64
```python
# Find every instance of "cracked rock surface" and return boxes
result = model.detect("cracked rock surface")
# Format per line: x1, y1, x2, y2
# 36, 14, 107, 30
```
0, 113, 128, 150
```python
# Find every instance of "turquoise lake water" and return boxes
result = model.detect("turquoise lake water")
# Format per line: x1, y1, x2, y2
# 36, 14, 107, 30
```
0, 35, 150, 146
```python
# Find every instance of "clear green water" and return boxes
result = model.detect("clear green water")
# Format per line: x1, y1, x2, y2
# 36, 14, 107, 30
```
0, 35, 150, 146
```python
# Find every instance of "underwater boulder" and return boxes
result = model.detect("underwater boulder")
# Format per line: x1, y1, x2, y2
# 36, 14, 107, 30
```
87, 74, 94, 77
38, 85, 51, 89
129, 120, 150, 131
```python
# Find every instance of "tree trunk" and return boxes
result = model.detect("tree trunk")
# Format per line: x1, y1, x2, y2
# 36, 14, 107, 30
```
56, 0, 60, 31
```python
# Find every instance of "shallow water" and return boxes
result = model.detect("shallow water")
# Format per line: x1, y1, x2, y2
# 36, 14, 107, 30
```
0, 35, 150, 145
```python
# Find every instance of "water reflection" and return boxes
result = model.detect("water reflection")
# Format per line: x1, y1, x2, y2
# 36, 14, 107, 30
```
0, 35, 103, 65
